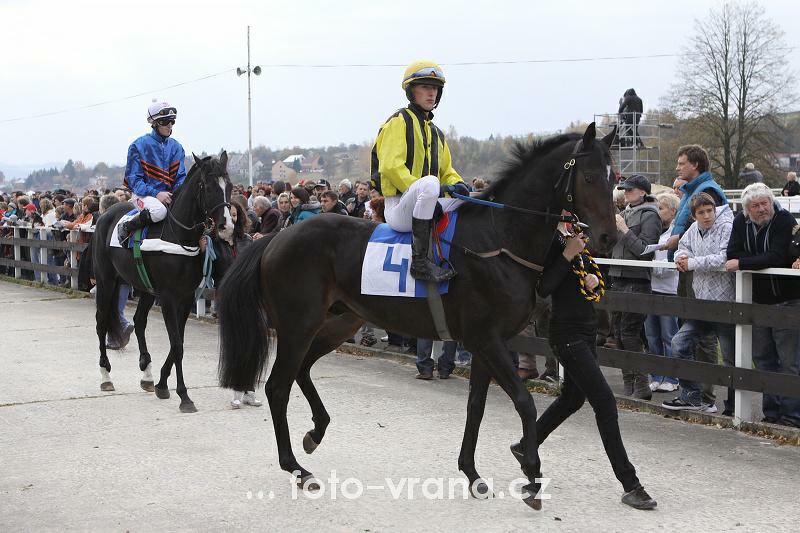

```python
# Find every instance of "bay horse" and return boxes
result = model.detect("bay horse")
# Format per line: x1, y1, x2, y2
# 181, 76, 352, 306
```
217, 124, 617, 508
93, 152, 233, 413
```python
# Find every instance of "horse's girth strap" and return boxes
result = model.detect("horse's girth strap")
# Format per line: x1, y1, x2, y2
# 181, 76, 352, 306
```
470, 248, 544, 272
133, 229, 154, 291
426, 281, 453, 341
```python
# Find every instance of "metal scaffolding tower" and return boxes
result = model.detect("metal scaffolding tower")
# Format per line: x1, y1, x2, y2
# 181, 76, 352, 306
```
594, 112, 663, 184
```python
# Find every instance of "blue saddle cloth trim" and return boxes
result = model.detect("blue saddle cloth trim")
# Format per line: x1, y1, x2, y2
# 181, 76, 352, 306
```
366, 212, 458, 296
125, 208, 150, 249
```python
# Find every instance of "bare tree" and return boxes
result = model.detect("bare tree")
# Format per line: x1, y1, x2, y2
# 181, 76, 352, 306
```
666, 1, 796, 188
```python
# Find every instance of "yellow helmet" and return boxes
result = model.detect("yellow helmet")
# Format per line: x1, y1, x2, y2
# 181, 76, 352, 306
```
401, 60, 446, 90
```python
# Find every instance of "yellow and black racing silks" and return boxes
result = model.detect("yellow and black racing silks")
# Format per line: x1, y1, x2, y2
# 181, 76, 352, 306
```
370, 104, 462, 197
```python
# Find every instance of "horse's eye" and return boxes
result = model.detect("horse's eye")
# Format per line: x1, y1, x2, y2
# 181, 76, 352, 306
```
584, 175, 595, 184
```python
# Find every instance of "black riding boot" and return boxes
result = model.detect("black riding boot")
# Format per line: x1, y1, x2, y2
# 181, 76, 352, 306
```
410, 217, 456, 282
119, 208, 153, 245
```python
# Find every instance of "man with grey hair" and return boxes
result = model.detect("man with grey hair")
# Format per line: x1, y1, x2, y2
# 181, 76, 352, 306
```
338, 179, 355, 204
726, 182, 800, 427
252, 195, 281, 238
738, 163, 764, 186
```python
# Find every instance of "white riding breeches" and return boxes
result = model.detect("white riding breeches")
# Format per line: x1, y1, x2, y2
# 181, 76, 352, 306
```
132, 195, 168, 223
384, 175, 463, 232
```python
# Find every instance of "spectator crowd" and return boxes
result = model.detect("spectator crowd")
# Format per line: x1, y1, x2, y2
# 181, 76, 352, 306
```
2, 152, 800, 428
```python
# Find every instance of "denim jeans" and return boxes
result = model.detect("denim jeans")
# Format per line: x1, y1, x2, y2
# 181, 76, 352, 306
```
537, 335, 641, 492
644, 308, 679, 385
118, 283, 131, 329
752, 300, 800, 424
671, 320, 735, 405
416, 339, 456, 375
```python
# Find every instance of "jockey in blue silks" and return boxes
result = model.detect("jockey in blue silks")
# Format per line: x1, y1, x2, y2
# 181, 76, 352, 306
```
119, 100, 187, 244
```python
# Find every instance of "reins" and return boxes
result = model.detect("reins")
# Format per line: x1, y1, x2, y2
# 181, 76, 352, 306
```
439, 139, 594, 273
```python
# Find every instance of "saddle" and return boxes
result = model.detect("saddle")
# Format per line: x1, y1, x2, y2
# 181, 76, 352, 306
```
110, 210, 199, 257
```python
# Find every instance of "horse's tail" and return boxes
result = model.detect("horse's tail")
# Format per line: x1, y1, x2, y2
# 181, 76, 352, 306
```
217, 234, 274, 391
91, 231, 124, 346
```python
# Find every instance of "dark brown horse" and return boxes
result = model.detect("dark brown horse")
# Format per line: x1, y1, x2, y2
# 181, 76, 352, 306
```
217, 124, 617, 509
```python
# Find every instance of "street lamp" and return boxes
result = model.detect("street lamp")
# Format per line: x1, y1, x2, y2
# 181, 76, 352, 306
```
236, 25, 261, 186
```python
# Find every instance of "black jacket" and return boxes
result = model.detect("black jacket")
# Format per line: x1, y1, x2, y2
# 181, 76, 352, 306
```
618, 89, 643, 116
537, 235, 597, 344
726, 205, 800, 304
781, 181, 800, 197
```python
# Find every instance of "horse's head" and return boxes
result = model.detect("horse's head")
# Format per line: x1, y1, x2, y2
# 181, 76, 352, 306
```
192, 151, 234, 244
567, 123, 618, 254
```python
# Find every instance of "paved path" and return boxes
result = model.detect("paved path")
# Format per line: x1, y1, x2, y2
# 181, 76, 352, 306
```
1, 281, 798, 532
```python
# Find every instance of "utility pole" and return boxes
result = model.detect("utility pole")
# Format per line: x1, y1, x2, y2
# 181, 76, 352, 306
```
237, 26, 261, 186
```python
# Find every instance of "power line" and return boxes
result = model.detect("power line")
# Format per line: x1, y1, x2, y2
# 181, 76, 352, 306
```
6, 48, 794, 124
257, 52, 681, 68
0, 68, 236, 124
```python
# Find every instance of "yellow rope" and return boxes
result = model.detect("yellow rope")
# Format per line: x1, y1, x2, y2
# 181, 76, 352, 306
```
571, 250, 605, 302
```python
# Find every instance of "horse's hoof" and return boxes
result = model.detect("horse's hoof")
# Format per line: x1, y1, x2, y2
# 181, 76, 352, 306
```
140, 380, 155, 392
303, 432, 319, 454
522, 491, 543, 511
179, 401, 197, 413
469, 480, 493, 499
154, 386, 170, 399
296, 474, 320, 491
100, 381, 115, 392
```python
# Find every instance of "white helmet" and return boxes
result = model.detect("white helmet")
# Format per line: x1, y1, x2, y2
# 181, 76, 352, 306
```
147, 100, 177, 124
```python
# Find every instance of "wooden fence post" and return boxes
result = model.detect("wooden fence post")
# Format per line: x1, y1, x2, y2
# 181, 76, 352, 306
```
13, 226, 22, 279
69, 230, 79, 290
734, 271, 754, 425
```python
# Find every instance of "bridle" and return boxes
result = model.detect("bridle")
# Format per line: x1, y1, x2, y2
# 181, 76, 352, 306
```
167, 170, 231, 237
439, 138, 603, 272
449, 138, 596, 230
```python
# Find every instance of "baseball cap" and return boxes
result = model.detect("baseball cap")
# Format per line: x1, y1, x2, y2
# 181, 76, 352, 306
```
616, 174, 651, 195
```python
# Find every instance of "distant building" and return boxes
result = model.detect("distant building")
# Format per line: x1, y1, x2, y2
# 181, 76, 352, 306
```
271, 161, 297, 183
774, 152, 800, 172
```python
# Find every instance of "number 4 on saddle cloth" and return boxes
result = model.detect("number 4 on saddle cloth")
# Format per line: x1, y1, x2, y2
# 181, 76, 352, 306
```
361, 212, 457, 297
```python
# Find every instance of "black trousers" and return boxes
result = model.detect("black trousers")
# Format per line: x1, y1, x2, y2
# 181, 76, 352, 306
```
537, 335, 641, 492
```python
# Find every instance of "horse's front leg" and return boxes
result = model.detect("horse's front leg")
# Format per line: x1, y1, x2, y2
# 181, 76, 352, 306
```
134, 293, 156, 392
457, 354, 493, 498
476, 335, 544, 511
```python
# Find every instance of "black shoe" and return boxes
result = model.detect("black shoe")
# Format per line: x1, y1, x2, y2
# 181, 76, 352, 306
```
622, 486, 657, 510
415, 372, 434, 380
409, 217, 456, 282
438, 372, 451, 380
118, 323, 135, 349
118, 209, 152, 246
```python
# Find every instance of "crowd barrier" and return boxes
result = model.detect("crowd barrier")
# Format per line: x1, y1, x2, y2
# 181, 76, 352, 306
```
4, 223, 799, 426
0, 224, 89, 289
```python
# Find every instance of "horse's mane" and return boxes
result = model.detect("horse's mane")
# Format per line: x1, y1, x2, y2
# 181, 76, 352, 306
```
172, 155, 226, 202
476, 132, 581, 201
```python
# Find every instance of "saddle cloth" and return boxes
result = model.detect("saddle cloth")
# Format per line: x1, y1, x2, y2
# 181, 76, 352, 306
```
361, 212, 457, 297
109, 209, 199, 257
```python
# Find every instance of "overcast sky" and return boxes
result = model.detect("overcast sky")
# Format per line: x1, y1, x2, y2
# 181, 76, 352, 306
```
1, 0, 798, 178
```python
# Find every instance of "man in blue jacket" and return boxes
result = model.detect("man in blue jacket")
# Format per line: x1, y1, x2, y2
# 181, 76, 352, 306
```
119, 101, 187, 244
663, 145, 727, 256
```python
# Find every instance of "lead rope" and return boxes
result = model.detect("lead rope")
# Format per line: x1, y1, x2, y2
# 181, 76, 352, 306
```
195, 234, 217, 300
572, 250, 605, 302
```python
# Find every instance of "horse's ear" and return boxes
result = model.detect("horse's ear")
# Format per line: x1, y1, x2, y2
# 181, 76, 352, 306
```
193, 152, 202, 166
582, 122, 596, 148
219, 150, 228, 169
601, 125, 617, 149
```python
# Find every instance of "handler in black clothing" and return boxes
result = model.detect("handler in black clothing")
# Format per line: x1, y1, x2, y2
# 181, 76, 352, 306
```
512, 227, 657, 510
